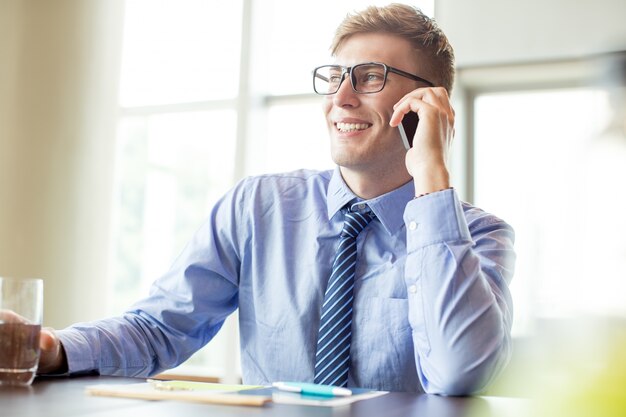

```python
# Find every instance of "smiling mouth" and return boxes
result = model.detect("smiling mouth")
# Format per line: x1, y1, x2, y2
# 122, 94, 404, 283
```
335, 122, 371, 133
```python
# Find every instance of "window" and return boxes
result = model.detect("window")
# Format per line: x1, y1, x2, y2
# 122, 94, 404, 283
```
472, 84, 616, 335
109, 0, 435, 380
118, 0, 243, 106
112, 111, 237, 312
110, 0, 245, 380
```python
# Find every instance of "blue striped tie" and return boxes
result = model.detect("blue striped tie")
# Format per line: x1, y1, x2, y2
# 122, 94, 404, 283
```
314, 207, 375, 387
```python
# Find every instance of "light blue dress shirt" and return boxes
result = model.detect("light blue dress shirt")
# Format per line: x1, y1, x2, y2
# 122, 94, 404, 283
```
58, 168, 515, 395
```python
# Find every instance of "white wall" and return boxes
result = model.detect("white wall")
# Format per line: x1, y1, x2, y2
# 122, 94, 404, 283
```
437, 0, 626, 67
0, 0, 124, 328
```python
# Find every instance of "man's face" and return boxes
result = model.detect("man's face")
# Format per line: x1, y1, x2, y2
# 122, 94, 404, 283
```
323, 32, 424, 176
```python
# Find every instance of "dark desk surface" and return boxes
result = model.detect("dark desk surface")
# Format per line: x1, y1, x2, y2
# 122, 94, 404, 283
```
0, 376, 531, 417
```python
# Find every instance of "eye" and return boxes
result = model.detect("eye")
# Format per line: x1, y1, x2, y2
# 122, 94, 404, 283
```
357, 71, 385, 86
363, 72, 384, 82
353, 64, 386, 86
328, 74, 343, 83
327, 69, 344, 85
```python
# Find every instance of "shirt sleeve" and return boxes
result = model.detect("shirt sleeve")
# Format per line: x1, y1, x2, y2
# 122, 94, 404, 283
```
403, 189, 516, 395
57, 183, 244, 377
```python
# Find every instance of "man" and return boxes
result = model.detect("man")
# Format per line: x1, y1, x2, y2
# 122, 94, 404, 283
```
38, 4, 515, 395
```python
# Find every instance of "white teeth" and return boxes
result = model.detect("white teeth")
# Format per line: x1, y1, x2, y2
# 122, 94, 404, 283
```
336, 122, 369, 132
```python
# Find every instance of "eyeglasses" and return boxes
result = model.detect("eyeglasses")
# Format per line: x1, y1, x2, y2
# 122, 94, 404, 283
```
312, 62, 434, 95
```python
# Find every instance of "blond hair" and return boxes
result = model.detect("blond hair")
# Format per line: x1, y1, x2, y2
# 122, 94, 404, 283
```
331, 3, 455, 94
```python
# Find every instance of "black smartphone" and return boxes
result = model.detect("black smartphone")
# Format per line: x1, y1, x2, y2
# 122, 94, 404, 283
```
398, 111, 419, 150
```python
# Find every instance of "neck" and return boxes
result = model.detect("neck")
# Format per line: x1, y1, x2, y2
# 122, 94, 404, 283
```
339, 165, 412, 199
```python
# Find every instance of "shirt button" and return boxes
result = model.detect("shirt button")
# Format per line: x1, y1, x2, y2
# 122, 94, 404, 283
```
357, 203, 366, 210
408, 284, 418, 294
408, 221, 418, 231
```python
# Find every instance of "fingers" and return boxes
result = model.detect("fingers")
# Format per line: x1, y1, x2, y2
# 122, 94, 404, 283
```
396, 87, 456, 186
40, 328, 58, 351
0, 309, 29, 323
390, 86, 454, 128
38, 327, 64, 374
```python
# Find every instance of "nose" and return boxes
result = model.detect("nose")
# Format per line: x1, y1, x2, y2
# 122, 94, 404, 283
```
332, 72, 359, 108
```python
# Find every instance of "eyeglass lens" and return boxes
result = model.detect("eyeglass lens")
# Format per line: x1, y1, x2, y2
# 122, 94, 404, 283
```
314, 63, 387, 95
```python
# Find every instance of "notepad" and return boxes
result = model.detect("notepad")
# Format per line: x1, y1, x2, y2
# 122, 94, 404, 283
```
85, 380, 271, 407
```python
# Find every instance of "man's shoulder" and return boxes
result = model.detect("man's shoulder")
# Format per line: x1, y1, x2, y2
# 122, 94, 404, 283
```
461, 201, 513, 234
240, 169, 333, 190
228, 169, 334, 208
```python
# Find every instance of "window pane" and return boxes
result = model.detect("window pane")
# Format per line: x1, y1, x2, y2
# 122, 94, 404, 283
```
259, 100, 334, 174
120, 0, 243, 106
110, 110, 237, 312
473, 88, 611, 335
258, 0, 434, 95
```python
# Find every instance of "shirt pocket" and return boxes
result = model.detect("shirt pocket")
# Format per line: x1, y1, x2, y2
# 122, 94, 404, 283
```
351, 297, 418, 391
354, 296, 411, 332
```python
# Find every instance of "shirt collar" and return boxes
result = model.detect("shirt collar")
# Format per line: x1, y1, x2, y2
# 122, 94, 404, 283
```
327, 167, 415, 235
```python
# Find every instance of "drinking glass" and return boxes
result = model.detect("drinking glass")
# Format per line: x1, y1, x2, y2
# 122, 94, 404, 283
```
0, 277, 44, 386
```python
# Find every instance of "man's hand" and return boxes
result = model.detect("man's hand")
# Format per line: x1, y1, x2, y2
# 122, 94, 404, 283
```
0, 309, 67, 374
390, 86, 455, 196
37, 328, 67, 374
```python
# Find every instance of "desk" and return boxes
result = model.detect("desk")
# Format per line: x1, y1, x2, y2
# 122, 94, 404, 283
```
0, 376, 530, 417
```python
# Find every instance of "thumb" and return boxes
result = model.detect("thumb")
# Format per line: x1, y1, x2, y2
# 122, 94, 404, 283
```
38, 328, 65, 374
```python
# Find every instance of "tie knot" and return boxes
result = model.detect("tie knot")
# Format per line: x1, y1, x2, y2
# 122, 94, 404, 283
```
341, 210, 375, 238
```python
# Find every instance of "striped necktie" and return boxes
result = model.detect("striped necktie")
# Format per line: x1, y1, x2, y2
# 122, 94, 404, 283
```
314, 207, 375, 387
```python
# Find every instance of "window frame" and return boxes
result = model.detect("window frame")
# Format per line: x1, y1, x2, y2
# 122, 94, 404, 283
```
454, 56, 602, 202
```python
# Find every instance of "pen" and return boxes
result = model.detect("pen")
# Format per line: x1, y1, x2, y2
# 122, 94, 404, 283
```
272, 382, 352, 397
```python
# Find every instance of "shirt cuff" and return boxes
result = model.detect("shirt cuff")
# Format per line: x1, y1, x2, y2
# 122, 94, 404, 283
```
56, 328, 98, 374
403, 188, 471, 250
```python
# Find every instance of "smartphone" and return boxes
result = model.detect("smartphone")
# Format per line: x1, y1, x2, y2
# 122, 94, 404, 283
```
398, 111, 419, 150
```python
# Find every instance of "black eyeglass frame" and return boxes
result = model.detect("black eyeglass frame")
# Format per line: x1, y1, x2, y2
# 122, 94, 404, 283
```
312, 61, 434, 95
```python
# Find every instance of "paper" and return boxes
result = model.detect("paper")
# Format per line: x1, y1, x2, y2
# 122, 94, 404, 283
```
149, 379, 259, 392
85, 379, 387, 408
239, 386, 388, 407
85, 380, 270, 407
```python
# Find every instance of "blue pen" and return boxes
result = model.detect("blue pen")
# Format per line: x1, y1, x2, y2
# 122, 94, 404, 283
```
272, 382, 352, 397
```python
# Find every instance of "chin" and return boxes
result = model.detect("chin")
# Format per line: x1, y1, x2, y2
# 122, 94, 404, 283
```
331, 144, 356, 165
331, 153, 371, 172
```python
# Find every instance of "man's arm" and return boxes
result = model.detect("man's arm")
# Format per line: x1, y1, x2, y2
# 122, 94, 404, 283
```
36, 182, 244, 377
404, 192, 515, 395
393, 87, 515, 395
